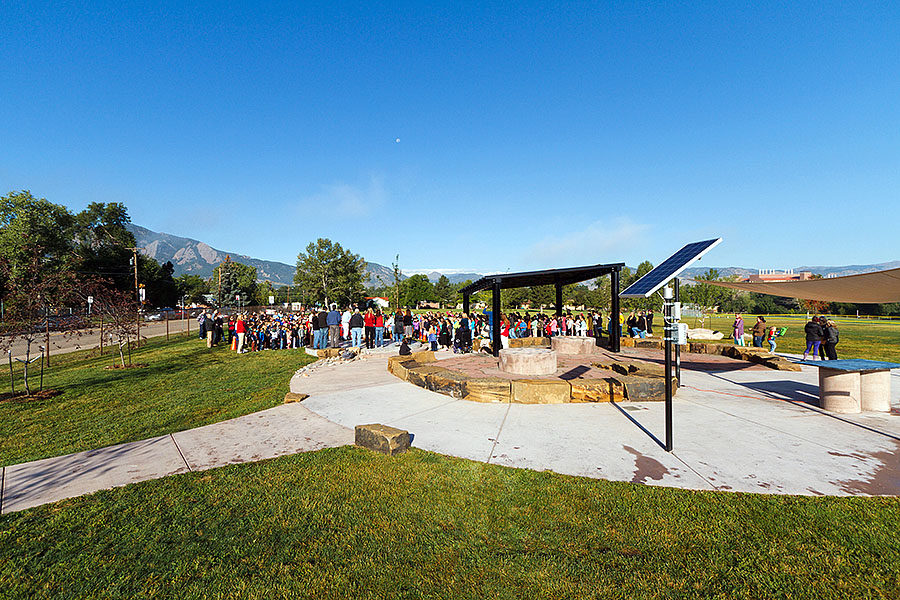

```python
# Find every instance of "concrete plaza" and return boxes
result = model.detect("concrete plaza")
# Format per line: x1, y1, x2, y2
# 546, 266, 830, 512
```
2, 347, 898, 514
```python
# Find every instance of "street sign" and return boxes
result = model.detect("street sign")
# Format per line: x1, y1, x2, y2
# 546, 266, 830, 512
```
139, 287, 146, 302
268, 295, 275, 305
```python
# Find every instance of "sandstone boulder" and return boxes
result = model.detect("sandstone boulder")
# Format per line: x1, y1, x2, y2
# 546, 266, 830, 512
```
406, 365, 449, 389
425, 369, 469, 398
511, 379, 570, 404
283, 392, 309, 404
355, 423, 410, 456
569, 378, 624, 402
463, 378, 511, 403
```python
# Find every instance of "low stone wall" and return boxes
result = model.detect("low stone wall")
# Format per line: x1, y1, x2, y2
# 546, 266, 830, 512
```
618, 337, 800, 371
386, 354, 668, 404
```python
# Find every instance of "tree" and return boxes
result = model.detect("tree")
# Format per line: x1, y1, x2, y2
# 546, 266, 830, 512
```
79, 279, 140, 368
0, 191, 75, 295
0, 245, 80, 393
295, 239, 365, 307
255, 280, 275, 306
213, 260, 258, 306
175, 274, 209, 305
402, 274, 435, 308
392, 255, 403, 310
72, 202, 136, 291
433, 275, 454, 307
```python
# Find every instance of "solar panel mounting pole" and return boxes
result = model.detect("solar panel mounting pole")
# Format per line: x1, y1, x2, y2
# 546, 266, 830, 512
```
674, 278, 681, 386
492, 280, 501, 357
663, 285, 674, 452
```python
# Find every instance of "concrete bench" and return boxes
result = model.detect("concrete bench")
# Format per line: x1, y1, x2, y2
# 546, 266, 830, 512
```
800, 359, 900, 413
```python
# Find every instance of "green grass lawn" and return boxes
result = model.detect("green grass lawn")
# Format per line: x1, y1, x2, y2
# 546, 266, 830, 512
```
690, 314, 900, 363
0, 336, 315, 467
2, 446, 898, 599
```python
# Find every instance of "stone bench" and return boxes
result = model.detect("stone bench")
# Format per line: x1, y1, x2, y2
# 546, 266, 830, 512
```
355, 423, 411, 456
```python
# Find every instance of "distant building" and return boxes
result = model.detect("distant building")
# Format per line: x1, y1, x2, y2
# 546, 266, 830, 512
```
742, 269, 813, 283
366, 296, 390, 309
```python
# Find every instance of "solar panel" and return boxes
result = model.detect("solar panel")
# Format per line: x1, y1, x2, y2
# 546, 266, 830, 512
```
620, 238, 722, 298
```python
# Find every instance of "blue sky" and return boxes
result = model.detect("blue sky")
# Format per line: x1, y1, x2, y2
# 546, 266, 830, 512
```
2, 1, 899, 274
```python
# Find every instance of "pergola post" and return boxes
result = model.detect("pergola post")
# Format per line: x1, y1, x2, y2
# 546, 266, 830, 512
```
555, 283, 563, 316
463, 293, 470, 316
610, 268, 621, 353
492, 280, 501, 357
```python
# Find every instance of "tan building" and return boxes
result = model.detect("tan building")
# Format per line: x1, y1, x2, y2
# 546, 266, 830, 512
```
743, 269, 813, 283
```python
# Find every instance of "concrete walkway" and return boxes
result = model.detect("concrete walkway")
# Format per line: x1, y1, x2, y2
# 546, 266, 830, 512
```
0, 403, 352, 514
293, 350, 900, 496
3, 348, 898, 514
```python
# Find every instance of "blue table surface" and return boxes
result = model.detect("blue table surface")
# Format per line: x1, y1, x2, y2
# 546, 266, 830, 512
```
798, 359, 900, 371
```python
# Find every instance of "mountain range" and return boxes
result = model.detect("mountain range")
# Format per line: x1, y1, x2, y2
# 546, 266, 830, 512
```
128, 224, 897, 288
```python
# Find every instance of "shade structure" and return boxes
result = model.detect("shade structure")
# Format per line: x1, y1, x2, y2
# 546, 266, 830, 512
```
705, 268, 900, 304
459, 262, 625, 356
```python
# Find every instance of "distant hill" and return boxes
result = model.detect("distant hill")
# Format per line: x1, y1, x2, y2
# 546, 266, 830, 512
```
127, 224, 400, 288
681, 261, 900, 280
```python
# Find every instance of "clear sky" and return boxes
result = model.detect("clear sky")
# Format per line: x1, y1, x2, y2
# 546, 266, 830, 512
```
2, 2, 899, 274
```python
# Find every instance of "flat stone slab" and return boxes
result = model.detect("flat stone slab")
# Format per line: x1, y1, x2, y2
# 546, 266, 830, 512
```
355, 423, 410, 456
499, 348, 557, 375
511, 379, 570, 404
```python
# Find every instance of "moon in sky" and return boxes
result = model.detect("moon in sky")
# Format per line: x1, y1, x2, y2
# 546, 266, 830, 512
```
395, 138, 400, 143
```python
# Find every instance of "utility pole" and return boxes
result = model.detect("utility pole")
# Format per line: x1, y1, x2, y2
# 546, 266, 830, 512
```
126, 247, 145, 347
218, 255, 231, 307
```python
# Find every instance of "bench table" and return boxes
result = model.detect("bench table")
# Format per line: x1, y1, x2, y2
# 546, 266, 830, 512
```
799, 359, 900, 413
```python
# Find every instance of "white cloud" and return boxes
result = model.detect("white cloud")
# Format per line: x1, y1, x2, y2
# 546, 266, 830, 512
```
526, 217, 651, 267
300, 174, 387, 217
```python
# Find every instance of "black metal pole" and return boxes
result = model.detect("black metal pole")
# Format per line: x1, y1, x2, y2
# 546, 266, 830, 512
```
610, 269, 620, 353
674, 278, 681, 387
463, 293, 470, 316
492, 281, 501, 357
664, 292, 673, 452
39, 347, 44, 392
555, 283, 563, 317
8, 352, 14, 395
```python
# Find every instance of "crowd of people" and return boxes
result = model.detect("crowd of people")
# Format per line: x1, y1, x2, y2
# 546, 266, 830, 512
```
731, 313, 839, 358
192, 305, 628, 354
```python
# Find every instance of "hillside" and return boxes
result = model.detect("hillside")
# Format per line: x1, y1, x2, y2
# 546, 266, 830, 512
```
127, 224, 398, 288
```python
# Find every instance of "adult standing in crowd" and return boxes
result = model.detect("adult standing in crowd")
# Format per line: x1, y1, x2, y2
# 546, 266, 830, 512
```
349, 308, 365, 348
403, 309, 413, 339
234, 313, 246, 353
802, 316, 824, 360
316, 307, 329, 349
341, 306, 352, 342
751, 316, 767, 348
327, 303, 341, 348
823, 319, 840, 360
732, 314, 745, 346
310, 309, 321, 349
393, 310, 404, 344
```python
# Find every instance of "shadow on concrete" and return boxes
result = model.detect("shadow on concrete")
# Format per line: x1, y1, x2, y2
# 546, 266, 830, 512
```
738, 380, 820, 405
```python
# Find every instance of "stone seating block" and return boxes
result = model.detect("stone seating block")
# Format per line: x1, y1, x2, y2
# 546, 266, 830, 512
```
618, 375, 668, 402
317, 348, 341, 359
283, 392, 308, 404
634, 339, 664, 350
425, 370, 469, 398
463, 378, 511, 403
511, 379, 570, 404
355, 423, 410, 456
409, 350, 437, 364
388, 358, 419, 381
569, 378, 624, 403
619, 336, 635, 348
406, 365, 448, 389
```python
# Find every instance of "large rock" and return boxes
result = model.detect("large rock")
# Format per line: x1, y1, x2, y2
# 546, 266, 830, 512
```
316, 348, 341, 359
551, 336, 597, 355
763, 356, 802, 371
355, 423, 410, 456
387, 357, 416, 381
618, 375, 669, 402
283, 392, 308, 404
511, 379, 571, 404
569, 378, 624, 403
406, 365, 449, 389
687, 328, 724, 340
619, 336, 635, 348
463, 378, 511, 403
499, 348, 558, 375
409, 350, 437, 364
425, 369, 469, 398
633, 339, 664, 350
509, 336, 551, 348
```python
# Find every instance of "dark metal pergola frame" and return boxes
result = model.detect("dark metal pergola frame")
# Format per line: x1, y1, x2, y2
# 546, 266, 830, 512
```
458, 262, 625, 356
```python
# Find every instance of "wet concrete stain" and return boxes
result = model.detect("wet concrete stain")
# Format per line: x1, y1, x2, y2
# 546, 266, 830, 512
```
831, 440, 900, 496
622, 445, 670, 484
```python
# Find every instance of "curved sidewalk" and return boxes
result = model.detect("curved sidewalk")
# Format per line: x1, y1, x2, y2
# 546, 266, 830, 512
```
292, 350, 900, 496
